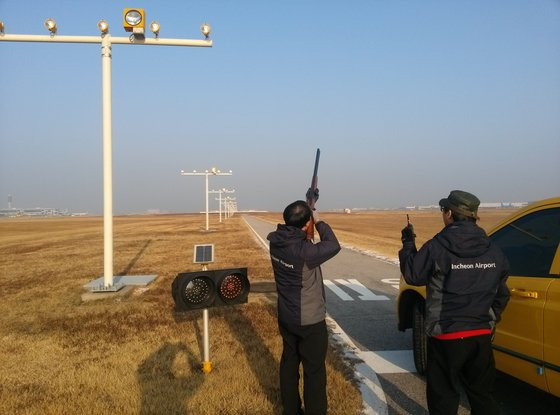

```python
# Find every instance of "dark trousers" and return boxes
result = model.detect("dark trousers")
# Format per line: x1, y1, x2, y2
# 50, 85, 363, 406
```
427, 335, 499, 415
278, 319, 328, 415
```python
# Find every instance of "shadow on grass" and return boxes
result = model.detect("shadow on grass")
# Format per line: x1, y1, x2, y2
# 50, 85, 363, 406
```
222, 305, 281, 409
137, 341, 203, 414
172, 310, 205, 360
119, 239, 152, 276
170, 306, 281, 411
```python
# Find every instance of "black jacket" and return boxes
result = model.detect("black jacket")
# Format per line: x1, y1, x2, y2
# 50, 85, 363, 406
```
399, 221, 510, 337
267, 221, 341, 326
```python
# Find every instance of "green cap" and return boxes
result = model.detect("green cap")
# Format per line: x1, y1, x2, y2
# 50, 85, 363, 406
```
439, 190, 480, 219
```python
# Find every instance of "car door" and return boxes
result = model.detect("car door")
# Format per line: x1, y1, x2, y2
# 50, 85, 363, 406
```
544, 261, 560, 397
489, 206, 560, 394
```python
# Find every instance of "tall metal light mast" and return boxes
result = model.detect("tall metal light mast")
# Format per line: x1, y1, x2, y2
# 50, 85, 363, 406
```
0, 12, 213, 290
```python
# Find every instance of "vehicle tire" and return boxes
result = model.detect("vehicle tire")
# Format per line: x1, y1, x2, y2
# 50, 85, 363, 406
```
412, 299, 428, 375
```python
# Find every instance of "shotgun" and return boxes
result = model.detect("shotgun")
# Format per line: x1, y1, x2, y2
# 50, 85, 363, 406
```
305, 148, 321, 240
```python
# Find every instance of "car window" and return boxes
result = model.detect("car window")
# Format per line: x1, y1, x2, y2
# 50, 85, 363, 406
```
490, 207, 560, 277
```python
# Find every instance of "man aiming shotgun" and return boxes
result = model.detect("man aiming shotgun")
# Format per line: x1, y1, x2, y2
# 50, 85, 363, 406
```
267, 148, 341, 414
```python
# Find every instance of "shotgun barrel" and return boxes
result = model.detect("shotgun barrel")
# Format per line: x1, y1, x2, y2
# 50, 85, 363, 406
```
306, 148, 321, 240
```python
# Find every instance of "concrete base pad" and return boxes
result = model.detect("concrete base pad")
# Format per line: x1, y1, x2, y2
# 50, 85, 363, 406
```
82, 275, 158, 301
81, 285, 135, 302
84, 275, 157, 290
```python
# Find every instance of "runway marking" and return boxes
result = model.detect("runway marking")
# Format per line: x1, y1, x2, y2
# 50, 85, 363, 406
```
327, 316, 389, 415
243, 217, 270, 251
360, 350, 416, 374
333, 278, 390, 301
381, 278, 401, 289
324, 280, 354, 301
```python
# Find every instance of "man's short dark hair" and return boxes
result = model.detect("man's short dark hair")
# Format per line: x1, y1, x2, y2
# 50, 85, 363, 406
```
442, 207, 477, 223
452, 211, 477, 223
283, 200, 312, 228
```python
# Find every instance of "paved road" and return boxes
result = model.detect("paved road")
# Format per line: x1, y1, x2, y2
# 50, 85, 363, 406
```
243, 215, 560, 414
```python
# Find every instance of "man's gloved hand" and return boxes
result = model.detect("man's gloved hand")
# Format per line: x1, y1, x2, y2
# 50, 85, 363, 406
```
312, 209, 321, 224
306, 187, 319, 203
401, 224, 416, 244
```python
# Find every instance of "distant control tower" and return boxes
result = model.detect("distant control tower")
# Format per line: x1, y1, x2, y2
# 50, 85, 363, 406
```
8, 194, 12, 209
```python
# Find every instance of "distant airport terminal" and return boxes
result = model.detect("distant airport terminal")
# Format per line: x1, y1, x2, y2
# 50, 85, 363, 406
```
0, 207, 88, 217
1, 200, 529, 218
401, 202, 529, 211
339, 202, 529, 214
0, 195, 88, 217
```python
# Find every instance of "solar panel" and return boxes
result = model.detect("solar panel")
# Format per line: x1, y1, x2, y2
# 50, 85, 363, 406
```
193, 244, 214, 264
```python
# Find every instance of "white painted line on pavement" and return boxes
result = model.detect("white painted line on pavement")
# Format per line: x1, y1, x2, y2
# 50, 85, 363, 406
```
244, 216, 270, 252
327, 316, 389, 415
340, 243, 399, 265
381, 278, 400, 290
359, 350, 416, 374
336, 279, 390, 301
324, 280, 354, 301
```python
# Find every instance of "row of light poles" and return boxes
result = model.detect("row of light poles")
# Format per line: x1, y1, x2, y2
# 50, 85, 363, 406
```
180, 167, 234, 230
216, 195, 237, 220
209, 188, 235, 223
223, 196, 237, 219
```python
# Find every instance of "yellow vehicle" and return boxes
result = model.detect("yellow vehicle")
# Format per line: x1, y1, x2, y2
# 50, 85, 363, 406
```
397, 197, 560, 397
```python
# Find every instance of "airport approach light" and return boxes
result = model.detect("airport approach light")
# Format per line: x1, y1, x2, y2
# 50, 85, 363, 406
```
0, 13, 213, 291
180, 168, 233, 230
210, 188, 235, 223
200, 22, 211, 38
123, 8, 145, 35
149, 21, 160, 36
44, 18, 57, 34
224, 196, 237, 219
97, 20, 109, 34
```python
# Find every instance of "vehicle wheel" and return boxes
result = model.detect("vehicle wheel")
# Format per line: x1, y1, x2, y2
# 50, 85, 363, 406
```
412, 299, 427, 375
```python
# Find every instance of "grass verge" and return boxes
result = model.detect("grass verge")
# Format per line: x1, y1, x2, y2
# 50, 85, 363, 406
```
0, 214, 363, 414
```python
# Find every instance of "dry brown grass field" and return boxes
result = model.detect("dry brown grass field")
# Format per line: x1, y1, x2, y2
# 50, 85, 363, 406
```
0, 214, 361, 415
0, 209, 516, 414
252, 209, 517, 260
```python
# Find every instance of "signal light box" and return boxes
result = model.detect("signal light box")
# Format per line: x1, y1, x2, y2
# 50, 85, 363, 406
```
172, 268, 249, 311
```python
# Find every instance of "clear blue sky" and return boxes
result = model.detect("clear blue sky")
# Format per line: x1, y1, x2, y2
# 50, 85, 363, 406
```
1, 1, 559, 214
